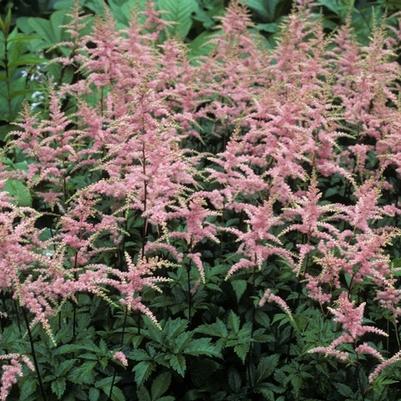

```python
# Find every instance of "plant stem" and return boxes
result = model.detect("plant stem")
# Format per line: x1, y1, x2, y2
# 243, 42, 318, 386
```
72, 251, 78, 340
4, 30, 12, 120
186, 262, 192, 324
22, 308, 47, 401
13, 299, 22, 335
108, 306, 128, 400
246, 267, 257, 392
393, 320, 401, 351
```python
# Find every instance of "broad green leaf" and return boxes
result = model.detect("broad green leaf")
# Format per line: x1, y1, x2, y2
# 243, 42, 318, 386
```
4, 179, 32, 206
137, 386, 152, 401
51, 378, 66, 399
256, 355, 280, 383
19, 378, 37, 401
334, 383, 354, 397
227, 311, 240, 334
188, 31, 218, 61
169, 354, 186, 376
55, 359, 77, 376
89, 387, 100, 401
134, 361, 155, 386
195, 319, 227, 338
231, 280, 247, 303
103, 387, 126, 401
185, 338, 221, 357
8, 54, 42, 68
151, 372, 172, 400
234, 343, 250, 363
158, 0, 199, 39
68, 361, 96, 384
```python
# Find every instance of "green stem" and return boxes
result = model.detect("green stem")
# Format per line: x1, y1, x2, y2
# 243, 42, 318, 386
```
4, 30, 12, 120
186, 262, 192, 324
393, 320, 401, 351
22, 308, 47, 401
108, 307, 128, 400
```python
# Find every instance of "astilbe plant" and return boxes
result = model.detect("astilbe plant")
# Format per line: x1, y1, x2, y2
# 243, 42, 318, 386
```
2, 0, 401, 398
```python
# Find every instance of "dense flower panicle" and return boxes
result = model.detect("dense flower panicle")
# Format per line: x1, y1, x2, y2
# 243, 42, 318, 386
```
0, 354, 34, 401
328, 293, 388, 340
225, 200, 294, 278
107, 252, 171, 329
308, 293, 388, 364
355, 343, 385, 362
259, 289, 294, 322
368, 350, 401, 383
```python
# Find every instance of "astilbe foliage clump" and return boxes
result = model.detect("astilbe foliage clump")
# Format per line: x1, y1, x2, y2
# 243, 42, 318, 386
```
1, 0, 401, 399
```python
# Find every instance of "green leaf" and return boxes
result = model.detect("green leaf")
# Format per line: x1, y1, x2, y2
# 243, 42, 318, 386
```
334, 383, 354, 397
134, 361, 155, 386
89, 387, 100, 401
169, 354, 186, 376
107, 387, 126, 401
231, 280, 247, 303
27, 18, 53, 44
234, 343, 250, 363
68, 361, 96, 384
19, 378, 37, 401
188, 31, 217, 61
51, 378, 66, 399
185, 338, 221, 357
8, 54, 42, 68
151, 372, 172, 400
55, 359, 76, 376
227, 311, 240, 333
256, 354, 280, 383
137, 386, 152, 401
4, 179, 32, 206
392, 258, 401, 268
228, 369, 241, 393
195, 319, 227, 338
158, 0, 199, 39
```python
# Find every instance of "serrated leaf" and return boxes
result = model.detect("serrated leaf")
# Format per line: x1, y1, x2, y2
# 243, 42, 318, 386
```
151, 372, 172, 399
68, 361, 96, 385
231, 280, 247, 303
334, 383, 354, 397
185, 338, 220, 357
55, 359, 76, 376
19, 378, 37, 400
51, 378, 66, 399
134, 361, 154, 386
169, 354, 186, 376
256, 354, 280, 383
234, 343, 250, 363
105, 387, 126, 401
227, 311, 240, 333
195, 319, 228, 338
89, 387, 100, 401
